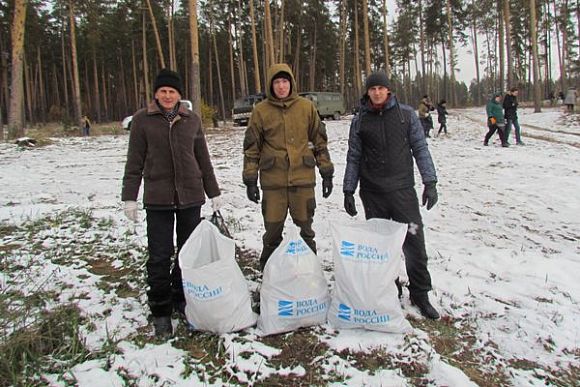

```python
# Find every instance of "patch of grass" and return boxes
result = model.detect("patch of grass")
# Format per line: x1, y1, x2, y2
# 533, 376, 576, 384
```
339, 345, 430, 379
408, 315, 510, 386
259, 328, 331, 385
0, 208, 148, 383
172, 331, 234, 384
0, 304, 90, 386
236, 247, 261, 280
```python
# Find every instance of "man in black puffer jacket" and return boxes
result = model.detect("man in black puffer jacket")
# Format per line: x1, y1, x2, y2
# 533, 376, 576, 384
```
343, 71, 440, 320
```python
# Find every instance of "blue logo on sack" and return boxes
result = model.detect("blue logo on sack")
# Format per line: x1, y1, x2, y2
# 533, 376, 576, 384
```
338, 303, 352, 321
340, 241, 355, 257
277, 298, 327, 318
337, 303, 390, 325
278, 300, 293, 316
286, 240, 309, 256
339, 240, 389, 262
184, 282, 223, 300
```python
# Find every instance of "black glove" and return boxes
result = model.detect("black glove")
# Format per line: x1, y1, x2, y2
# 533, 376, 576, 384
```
322, 177, 333, 198
344, 193, 357, 217
246, 184, 260, 203
422, 182, 438, 210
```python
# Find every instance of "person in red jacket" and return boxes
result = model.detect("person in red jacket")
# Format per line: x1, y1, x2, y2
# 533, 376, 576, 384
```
121, 69, 222, 339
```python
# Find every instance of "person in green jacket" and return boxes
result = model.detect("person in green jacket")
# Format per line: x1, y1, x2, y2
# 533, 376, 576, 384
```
243, 63, 335, 270
483, 92, 509, 147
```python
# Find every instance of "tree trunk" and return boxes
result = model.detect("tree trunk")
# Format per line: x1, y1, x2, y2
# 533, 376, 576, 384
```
143, 11, 151, 104
249, 0, 262, 94
561, 0, 569, 90
145, 0, 166, 69
503, 0, 513, 87
92, 50, 101, 121
354, 0, 362, 97
309, 28, 317, 92
209, 1, 226, 122
264, 0, 275, 68
339, 0, 347, 95
188, 0, 202, 116
293, 20, 301, 90
552, 0, 564, 92
383, 0, 391, 78
8, 0, 27, 139
445, 0, 457, 106
499, 4, 505, 90
69, 0, 83, 129
37, 47, 47, 122
419, 0, 427, 93
167, 1, 176, 70
131, 40, 139, 110
228, 15, 237, 102
278, 0, 285, 63
470, 1, 481, 105
530, 0, 542, 112
362, 0, 371, 75
236, 0, 248, 96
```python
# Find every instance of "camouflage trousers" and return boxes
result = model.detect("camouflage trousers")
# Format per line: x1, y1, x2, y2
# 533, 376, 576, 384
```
259, 187, 316, 270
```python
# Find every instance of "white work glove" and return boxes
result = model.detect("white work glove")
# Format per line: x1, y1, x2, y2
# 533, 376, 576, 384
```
211, 196, 223, 212
123, 200, 139, 222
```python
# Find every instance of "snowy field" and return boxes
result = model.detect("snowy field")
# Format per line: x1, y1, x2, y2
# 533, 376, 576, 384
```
0, 105, 578, 385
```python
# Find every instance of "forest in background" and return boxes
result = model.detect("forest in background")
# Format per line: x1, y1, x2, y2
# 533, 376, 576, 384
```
0, 0, 578, 139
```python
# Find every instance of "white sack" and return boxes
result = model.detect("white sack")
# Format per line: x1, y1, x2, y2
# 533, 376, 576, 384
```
178, 220, 256, 333
328, 218, 412, 333
257, 227, 330, 336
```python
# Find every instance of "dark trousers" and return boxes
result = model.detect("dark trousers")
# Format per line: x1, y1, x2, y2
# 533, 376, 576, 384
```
146, 206, 201, 316
420, 117, 432, 137
360, 188, 433, 296
437, 122, 447, 135
484, 124, 507, 145
260, 187, 316, 270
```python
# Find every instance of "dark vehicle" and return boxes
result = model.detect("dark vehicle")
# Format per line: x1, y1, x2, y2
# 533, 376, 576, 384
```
298, 92, 346, 120
232, 93, 265, 126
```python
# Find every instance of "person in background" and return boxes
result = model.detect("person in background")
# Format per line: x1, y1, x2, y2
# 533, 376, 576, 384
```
121, 68, 222, 339
343, 71, 440, 320
418, 95, 435, 138
435, 99, 448, 137
503, 87, 524, 146
564, 87, 577, 112
82, 115, 91, 136
243, 63, 334, 271
484, 92, 508, 147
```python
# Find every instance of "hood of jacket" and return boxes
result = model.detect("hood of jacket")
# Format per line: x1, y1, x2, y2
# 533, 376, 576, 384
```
265, 63, 298, 103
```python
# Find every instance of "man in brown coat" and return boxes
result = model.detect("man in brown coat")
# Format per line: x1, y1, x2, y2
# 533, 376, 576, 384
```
243, 63, 334, 270
122, 69, 222, 338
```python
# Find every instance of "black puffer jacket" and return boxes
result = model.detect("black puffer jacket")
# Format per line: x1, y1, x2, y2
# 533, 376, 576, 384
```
343, 95, 437, 194
503, 93, 518, 119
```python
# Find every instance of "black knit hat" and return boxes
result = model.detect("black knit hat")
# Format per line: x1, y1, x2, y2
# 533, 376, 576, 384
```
154, 68, 183, 95
364, 71, 390, 91
272, 71, 292, 82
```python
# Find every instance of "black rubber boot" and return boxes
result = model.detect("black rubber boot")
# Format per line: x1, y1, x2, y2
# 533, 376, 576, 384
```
410, 293, 440, 320
153, 316, 173, 339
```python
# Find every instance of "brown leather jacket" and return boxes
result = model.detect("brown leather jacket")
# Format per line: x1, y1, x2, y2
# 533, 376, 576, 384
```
122, 100, 220, 208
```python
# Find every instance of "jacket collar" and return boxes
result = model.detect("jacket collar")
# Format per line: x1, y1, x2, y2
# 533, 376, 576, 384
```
146, 100, 192, 117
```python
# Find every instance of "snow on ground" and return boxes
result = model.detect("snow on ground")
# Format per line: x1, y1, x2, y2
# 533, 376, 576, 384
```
0, 105, 578, 385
